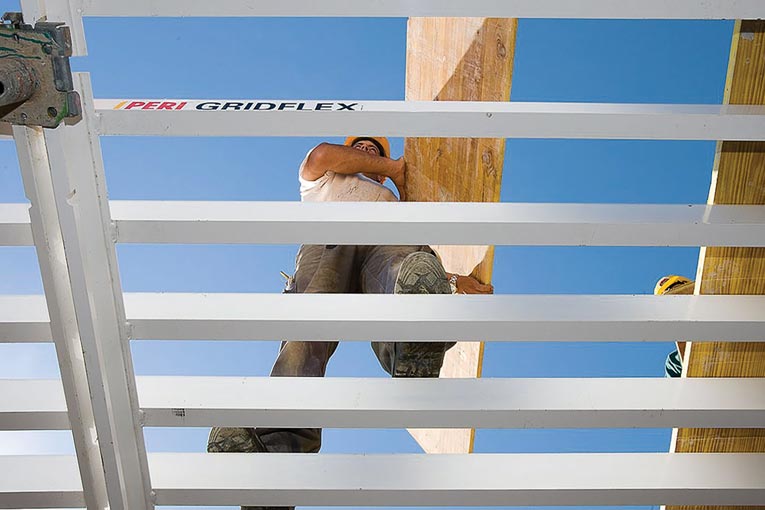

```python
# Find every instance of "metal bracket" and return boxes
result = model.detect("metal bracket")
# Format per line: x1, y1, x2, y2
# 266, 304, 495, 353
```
0, 12, 81, 128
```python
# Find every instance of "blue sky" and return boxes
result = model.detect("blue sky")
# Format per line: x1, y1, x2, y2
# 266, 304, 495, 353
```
0, 6, 734, 510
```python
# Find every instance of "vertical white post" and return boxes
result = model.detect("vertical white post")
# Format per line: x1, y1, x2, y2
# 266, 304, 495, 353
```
41, 72, 153, 510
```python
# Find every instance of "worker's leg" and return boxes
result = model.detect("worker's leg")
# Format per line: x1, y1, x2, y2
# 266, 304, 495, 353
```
361, 246, 455, 377
208, 244, 355, 455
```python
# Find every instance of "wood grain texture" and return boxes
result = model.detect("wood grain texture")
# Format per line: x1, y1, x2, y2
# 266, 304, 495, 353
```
403, 17, 516, 454
668, 20, 765, 510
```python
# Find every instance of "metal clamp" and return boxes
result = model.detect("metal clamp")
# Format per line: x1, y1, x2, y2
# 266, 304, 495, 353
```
0, 12, 81, 128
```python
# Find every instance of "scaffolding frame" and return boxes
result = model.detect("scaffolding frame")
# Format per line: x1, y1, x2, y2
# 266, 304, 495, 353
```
2, 1, 765, 508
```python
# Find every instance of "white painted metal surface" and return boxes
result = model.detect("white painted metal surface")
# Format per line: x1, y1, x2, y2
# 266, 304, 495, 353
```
95, 100, 765, 140
9, 201, 765, 247
0, 203, 33, 246
124, 293, 765, 342
4, 293, 765, 343
153, 452, 765, 506
109, 201, 765, 246
3, 377, 765, 430
38, 74, 153, 510
0, 455, 85, 509
0, 379, 68, 430
80, 0, 765, 19
4, 453, 764, 507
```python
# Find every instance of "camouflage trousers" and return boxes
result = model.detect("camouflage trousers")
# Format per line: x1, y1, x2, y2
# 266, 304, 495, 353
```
255, 244, 453, 454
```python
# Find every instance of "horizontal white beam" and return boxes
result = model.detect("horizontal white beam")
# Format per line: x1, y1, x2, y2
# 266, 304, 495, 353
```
125, 293, 765, 342
95, 100, 765, 140
0, 295, 53, 343
154, 452, 765, 506
0, 204, 34, 246
80, 0, 765, 19
4, 293, 765, 343
110, 201, 765, 246
4, 453, 764, 507
0, 380, 69, 430
139, 376, 765, 428
4, 377, 765, 430
8, 201, 765, 247
0, 456, 84, 509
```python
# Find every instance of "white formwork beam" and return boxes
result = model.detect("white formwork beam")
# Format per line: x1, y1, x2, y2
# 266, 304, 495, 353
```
109, 201, 765, 247
0, 455, 84, 509
9, 201, 765, 247
95, 100, 765, 141
126, 293, 765, 342
0, 295, 50, 342
80, 0, 765, 19
138, 376, 765, 429
0, 379, 68, 430
0, 203, 33, 246
13, 125, 110, 510
155, 452, 765, 506
37, 73, 153, 510
5, 293, 765, 343
3, 377, 764, 430
4, 453, 764, 507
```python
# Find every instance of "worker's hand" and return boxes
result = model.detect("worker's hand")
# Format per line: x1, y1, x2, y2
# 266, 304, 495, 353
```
455, 275, 494, 294
390, 157, 407, 201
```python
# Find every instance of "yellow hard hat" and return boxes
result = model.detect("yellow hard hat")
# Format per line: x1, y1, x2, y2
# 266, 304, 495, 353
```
654, 275, 692, 295
344, 136, 390, 158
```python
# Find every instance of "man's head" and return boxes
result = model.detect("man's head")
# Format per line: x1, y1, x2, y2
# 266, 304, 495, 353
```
345, 136, 391, 184
654, 275, 692, 295
345, 136, 390, 158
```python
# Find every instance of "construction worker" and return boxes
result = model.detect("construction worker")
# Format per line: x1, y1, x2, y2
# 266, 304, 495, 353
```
654, 275, 694, 377
207, 137, 493, 510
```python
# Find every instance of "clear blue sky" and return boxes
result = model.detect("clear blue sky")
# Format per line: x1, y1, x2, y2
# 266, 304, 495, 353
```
0, 6, 734, 510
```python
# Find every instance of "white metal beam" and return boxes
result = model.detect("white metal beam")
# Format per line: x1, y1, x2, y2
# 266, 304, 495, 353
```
4, 453, 764, 507
125, 293, 765, 342
0, 379, 68, 430
3, 377, 765, 430
0, 203, 34, 246
138, 376, 765, 429
40, 74, 153, 510
154, 452, 765, 507
95, 100, 765, 140
0, 455, 84, 509
5, 293, 765, 343
0, 295, 50, 342
13, 124, 111, 510
80, 0, 765, 19
109, 201, 765, 246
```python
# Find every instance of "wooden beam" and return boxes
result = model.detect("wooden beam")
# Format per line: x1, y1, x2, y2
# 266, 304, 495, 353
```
404, 17, 516, 453
667, 20, 765, 510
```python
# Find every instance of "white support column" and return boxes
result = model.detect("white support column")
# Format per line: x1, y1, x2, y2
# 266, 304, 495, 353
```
13, 125, 109, 510
109, 201, 765, 247
95, 100, 765, 140
40, 73, 153, 510
80, 0, 765, 19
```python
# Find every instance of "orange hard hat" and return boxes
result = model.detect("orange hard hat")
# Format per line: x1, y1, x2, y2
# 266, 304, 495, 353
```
344, 136, 391, 158
654, 275, 693, 295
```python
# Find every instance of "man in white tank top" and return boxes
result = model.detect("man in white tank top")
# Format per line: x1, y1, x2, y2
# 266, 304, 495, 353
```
208, 138, 492, 509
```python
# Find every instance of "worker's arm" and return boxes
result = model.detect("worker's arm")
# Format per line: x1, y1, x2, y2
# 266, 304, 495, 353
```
300, 143, 407, 201
446, 273, 494, 294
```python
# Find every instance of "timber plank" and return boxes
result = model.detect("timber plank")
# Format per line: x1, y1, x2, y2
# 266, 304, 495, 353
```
404, 17, 516, 453
668, 20, 765, 510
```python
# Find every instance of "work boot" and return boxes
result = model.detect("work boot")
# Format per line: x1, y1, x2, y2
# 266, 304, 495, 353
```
207, 428, 294, 510
391, 251, 455, 377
